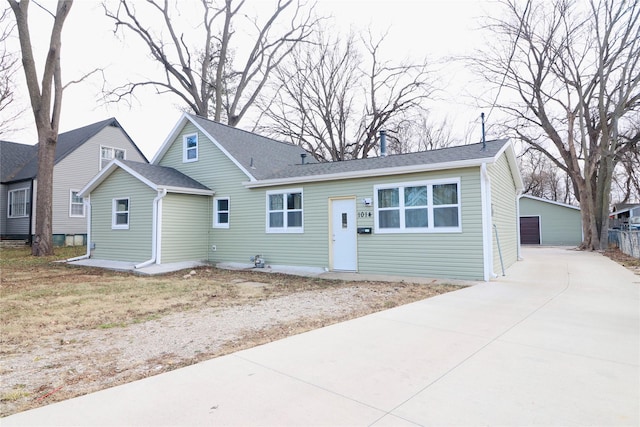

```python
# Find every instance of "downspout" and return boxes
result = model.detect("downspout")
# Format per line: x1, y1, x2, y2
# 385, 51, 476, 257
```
135, 189, 167, 269
67, 198, 92, 261
516, 194, 523, 260
28, 179, 34, 245
480, 163, 496, 280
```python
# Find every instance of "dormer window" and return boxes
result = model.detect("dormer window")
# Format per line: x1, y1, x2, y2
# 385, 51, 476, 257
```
183, 133, 198, 162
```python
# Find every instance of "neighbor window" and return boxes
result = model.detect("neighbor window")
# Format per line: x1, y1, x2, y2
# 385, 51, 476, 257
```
101, 146, 125, 169
214, 197, 230, 228
266, 189, 303, 233
183, 133, 198, 162
112, 198, 130, 229
69, 190, 85, 217
7, 188, 29, 218
374, 179, 461, 233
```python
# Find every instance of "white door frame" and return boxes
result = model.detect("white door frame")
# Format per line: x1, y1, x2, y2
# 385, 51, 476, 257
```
329, 197, 357, 271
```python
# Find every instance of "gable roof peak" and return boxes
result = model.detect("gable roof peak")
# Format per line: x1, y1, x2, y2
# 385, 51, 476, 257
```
180, 114, 312, 181
5, 117, 146, 183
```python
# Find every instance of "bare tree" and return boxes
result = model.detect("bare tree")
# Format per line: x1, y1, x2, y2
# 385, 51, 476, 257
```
103, 0, 320, 127
0, 6, 21, 135
612, 128, 640, 203
388, 115, 457, 155
471, 0, 640, 250
257, 30, 360, 160
258, 29, 434, 161
519, 148, 575, 204
8, 0, 73, 256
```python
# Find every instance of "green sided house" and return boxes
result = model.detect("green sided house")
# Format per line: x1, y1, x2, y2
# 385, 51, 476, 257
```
518, 195, 582, 246
79, 113, 523, 281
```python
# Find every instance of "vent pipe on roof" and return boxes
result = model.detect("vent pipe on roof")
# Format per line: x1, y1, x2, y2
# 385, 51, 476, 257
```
301, 153, 307, 165
380, 130, 387, 157
481, 112, 486, 151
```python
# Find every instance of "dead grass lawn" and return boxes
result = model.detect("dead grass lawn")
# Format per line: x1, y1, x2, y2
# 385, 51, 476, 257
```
1, 246, 462, 416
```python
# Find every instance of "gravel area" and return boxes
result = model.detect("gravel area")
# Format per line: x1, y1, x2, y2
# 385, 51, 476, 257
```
1, 284, 455, 417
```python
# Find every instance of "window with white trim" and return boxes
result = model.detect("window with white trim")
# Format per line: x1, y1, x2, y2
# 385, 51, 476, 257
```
112, 198, 130, 229
101, 146, 125, 169
8, 188, 30, 218
69, 190, 85, 217
266, 189, 303, 233
213, 197, 230, 228
374, 179, 461, 233
183, 133, 198, 162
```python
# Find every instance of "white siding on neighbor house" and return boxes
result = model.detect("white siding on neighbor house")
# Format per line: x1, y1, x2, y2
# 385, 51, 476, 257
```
160, 193, 211, 263
90, 168, 154, 262
51, 125, 147, 236
488, 154, 519, 274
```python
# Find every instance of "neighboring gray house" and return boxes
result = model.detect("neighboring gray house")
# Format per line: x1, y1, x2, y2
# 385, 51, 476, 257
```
610, 203, 640, 229
79, 113, 523, 281
1, 118, 147, 245
518, 194, 582, 246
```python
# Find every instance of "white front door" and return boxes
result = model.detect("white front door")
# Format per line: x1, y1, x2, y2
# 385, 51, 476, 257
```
331, 198, 357, 271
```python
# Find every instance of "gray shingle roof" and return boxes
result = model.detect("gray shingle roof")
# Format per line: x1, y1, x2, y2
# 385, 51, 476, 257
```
7, 118, 147, 182
188, 114, 508, 182
262, 139, 509, 180
1, 140, 37, 182
119, 160, 211, 192
190, 115, 313, 180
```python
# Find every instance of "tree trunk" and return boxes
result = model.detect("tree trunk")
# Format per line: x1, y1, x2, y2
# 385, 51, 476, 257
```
9, 0, 73, 256
32, 130, 56, 256
595, 154, 614, 250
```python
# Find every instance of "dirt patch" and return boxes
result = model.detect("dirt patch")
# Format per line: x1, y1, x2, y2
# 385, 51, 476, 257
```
0, 247, 464, 417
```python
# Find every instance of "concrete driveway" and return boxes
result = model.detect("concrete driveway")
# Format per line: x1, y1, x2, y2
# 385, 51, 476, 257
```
3, 247, 639, 426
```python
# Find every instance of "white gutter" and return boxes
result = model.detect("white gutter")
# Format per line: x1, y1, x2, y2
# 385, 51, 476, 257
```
243, 157, 497, 189
66, 198, 92, 262
135, 189, 167, 269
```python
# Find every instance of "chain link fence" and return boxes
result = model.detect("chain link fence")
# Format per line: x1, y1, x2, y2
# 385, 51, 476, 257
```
608, 230, 640, 258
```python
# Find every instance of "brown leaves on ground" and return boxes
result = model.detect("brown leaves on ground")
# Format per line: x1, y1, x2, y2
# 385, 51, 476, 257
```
603, 246, 640, 275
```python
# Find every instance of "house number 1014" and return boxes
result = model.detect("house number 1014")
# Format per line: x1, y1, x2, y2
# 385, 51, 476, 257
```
358, 211, 372, 218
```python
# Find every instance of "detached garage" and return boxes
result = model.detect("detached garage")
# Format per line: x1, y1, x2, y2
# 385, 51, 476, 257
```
519, 195, 582, 246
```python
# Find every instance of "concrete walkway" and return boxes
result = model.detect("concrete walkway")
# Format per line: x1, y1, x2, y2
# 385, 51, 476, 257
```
3, 247, 639, 426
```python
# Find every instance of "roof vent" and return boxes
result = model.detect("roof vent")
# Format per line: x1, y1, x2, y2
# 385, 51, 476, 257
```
379, 130, 387, 157
301, 153, 307, 165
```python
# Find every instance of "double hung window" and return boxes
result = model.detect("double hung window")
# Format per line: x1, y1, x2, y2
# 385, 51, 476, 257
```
8, 188, 29, 218
183, 134, 198, 162
101, 146, 125, 169
69, 190, 85, 217
375, 179, 461, 232
214, 197, 230, 228
266, 189, 303, 233
112, 198, 130, 229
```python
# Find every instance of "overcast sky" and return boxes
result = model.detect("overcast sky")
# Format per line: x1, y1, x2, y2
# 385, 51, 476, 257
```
5, 0, 494, 160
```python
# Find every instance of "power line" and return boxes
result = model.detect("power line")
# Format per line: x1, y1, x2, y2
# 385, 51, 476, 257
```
485, 0, 531, 124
